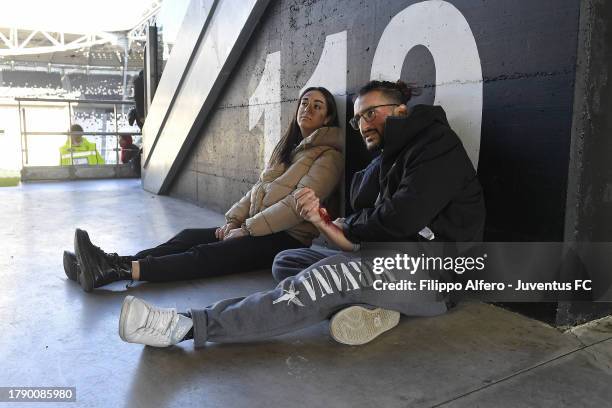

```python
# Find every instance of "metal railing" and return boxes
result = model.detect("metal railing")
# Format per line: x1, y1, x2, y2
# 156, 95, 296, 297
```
16, 97, 142, 168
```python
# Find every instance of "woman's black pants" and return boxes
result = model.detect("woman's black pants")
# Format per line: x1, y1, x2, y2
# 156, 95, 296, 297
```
134, 228, 306, 282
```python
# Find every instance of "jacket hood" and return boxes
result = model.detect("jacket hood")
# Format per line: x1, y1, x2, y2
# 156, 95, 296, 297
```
296, 126, 344, 152
382, 104, 450, 159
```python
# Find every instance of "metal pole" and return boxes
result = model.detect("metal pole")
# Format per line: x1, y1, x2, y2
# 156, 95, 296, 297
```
114, 103, 119, 166
68, 101, 73, 165
121, 35, 130, 105
68, 101, 73, 127
22, 107, 29, 165
17, 100, 24, 167
146, 25, 159, 110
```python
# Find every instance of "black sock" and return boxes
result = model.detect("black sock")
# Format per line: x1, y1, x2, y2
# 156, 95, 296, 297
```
178, 311, 194, 341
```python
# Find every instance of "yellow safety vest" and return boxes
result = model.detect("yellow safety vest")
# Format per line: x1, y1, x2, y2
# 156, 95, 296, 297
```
59, 138, 105, 166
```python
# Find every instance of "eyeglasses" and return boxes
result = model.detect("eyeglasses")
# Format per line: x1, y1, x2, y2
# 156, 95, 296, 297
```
349, 104, 399, 130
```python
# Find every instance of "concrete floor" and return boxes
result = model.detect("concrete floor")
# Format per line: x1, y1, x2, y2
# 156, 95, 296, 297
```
0, 179, 611, 408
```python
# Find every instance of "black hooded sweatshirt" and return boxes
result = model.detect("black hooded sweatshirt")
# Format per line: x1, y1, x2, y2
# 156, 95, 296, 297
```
345, 104, 485, 243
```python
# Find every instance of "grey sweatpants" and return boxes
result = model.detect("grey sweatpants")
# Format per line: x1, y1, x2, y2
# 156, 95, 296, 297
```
190, 247, 448, 347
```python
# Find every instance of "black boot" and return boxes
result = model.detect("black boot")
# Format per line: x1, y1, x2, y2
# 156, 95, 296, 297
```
74, 229, 134, 292
63, 250, 80, 282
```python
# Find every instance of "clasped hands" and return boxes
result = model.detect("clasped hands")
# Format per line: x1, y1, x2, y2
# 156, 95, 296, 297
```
215, 222, 247, 241
215, 188, 342, 241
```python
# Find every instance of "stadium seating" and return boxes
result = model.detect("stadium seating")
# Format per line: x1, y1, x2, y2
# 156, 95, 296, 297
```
0, 69, 135, 100
1, 70, 62, 89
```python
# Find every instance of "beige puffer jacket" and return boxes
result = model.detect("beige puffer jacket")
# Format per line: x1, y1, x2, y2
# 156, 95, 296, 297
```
225, 126, 344, 245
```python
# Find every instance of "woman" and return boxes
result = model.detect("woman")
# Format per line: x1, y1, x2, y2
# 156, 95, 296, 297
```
65, 87, 344, 292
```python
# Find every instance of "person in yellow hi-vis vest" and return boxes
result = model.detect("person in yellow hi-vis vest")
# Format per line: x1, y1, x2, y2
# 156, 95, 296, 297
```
59, 124, 105, 165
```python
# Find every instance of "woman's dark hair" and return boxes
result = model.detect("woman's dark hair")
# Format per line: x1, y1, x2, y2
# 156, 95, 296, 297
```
70, 124, 83, 132
268, 86, 339, 167
354, 80, 418, 104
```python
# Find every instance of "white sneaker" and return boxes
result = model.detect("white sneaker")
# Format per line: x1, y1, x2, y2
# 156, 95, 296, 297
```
118, 296, 193, 347
329, 306, 400, 346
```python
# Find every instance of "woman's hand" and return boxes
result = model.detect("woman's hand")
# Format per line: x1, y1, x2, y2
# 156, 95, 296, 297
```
223, 227, 249, 240
294, 187, 322, 225
215, 222, 239, 240
295, 189, 354, 251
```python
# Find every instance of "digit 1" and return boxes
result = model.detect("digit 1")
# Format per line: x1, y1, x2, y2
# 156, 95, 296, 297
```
249, 51, 281, 167
301, 31, 348, 130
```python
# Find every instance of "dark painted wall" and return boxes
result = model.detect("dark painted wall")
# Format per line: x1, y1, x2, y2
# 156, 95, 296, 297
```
558, 0, 612, 325
169, 0, 581, 242
565, 0, 612, 243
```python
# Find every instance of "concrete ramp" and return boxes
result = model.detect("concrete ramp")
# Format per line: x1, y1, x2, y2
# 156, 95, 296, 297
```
142, 0, 271, 194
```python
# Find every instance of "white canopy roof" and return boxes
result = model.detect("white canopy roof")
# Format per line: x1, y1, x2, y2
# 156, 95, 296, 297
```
0, 0, 159, 33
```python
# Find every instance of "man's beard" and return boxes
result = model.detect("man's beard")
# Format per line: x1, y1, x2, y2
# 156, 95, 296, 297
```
366, 142, 383, 152
364, 133, 383, 151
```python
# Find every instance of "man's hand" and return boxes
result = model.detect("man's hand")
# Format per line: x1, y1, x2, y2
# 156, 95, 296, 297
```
294, 187, 322, 225
223, 227, 248, 240
215, 222, 238, 240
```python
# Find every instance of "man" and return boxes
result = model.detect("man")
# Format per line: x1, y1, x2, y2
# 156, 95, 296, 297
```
59, 124, 105, 165
116, 80, 485, 348
274, 80, 486, 344
119, 135, 139, 164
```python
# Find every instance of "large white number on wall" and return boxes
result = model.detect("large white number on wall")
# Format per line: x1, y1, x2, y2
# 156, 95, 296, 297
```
251, 34, 347, 168
301, 31, 348, 130
371, 0, 483, 169
249, 51, 281, 166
